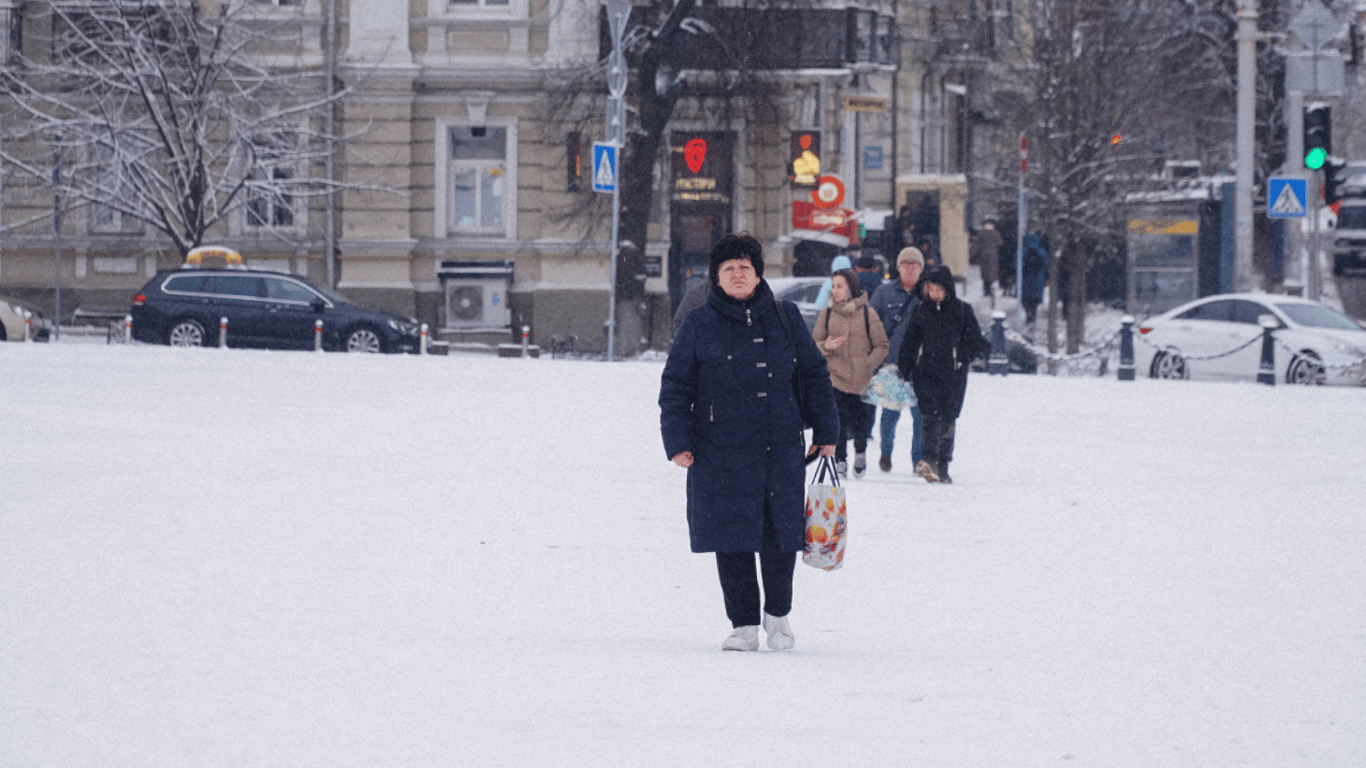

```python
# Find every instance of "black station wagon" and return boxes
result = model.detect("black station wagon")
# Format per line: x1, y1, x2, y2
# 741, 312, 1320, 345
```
131, 267, 422, 353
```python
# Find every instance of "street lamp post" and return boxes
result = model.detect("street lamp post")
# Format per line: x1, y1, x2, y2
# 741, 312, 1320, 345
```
1234, 2, 1257, 293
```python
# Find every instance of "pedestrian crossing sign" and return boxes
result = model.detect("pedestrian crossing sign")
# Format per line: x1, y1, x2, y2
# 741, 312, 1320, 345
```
593, 142, 617, 193
1267, 176, 1307, 218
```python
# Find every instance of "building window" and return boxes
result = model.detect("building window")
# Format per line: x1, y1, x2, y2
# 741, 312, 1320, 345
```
91, 142, 142, 233
450, 0, 509, 7
441, 122, 515, 236
4, 6, 23, 67
245, 137, 298, 230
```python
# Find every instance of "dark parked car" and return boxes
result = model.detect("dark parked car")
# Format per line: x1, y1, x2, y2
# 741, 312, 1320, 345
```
131, 267, 422, 353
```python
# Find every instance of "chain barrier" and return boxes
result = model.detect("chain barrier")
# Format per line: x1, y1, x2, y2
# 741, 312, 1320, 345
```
1007, 327, 1121, 365
1133, 331, 1265, 363
990, 316, 1366, 381
1271, 336, 1366, 373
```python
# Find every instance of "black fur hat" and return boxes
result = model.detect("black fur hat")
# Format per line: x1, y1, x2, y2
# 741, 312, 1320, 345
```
708, 233, 764, 285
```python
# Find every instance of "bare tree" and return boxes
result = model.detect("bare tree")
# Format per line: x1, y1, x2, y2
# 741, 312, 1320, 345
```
994, 0, 1299, 353
545, 0, 812, 356
0, 0, 362, 258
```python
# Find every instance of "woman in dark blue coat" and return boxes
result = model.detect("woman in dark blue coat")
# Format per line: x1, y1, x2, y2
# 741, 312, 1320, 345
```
660, 234, 840, 652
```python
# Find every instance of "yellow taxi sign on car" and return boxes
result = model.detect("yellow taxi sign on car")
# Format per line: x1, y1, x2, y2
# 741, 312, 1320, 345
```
184, 246, 244, 268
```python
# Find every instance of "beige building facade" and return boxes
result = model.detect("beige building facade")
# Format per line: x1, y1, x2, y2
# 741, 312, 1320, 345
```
1, 0, 1009, 351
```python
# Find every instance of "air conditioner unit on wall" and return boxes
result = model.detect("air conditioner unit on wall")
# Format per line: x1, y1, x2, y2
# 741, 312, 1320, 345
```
438, 260, 514, 329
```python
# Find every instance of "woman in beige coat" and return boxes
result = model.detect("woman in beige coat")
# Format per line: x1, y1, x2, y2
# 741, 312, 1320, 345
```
814, 268, 890, 478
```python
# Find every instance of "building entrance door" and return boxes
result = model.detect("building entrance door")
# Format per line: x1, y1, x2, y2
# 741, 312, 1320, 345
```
668, 132, 734, 311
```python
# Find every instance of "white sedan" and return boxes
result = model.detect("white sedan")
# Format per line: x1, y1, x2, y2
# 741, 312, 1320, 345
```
0, 297, 53, 342
1135, 294, 1366, 386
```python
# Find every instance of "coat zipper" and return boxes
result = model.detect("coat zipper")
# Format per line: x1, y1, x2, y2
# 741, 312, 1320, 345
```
746, 308, 752, 327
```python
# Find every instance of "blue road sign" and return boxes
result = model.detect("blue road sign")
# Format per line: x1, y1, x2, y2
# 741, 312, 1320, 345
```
593, 143, 617, 194
1267, 176, 1308, 218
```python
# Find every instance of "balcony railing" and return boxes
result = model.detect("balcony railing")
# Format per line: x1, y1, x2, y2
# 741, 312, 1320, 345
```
601, 6, 896, 72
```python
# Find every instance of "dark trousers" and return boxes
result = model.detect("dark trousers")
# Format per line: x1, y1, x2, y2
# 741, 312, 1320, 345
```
921, 413, 957, 467
833, 389, 869, 462
714, 493, 797, 628
716, 551, 796, 628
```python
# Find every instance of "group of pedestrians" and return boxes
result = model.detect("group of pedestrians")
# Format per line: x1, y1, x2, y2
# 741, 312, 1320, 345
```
659, 233, 988, 653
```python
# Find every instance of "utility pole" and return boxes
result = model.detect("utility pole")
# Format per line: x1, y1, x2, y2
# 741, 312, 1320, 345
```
603, 0, 630, 362
52, 137, 63, 342
325, 0, 338, 289
1234, 2, 1258, 292
1287, 0, 1347, 301
1016, 132, 1027, 331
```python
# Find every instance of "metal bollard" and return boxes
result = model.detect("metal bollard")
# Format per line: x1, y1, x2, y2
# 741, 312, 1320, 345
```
420, 323, 429, 355
986, 311, 1009, 375
314, 319, 324, 352
1117, 315, 1136, 381
219, 317, 228, 348
521, 324, 530, 357
24, 312, 32, 343
1256, 314, 1277, 385
124, 314, 133, 344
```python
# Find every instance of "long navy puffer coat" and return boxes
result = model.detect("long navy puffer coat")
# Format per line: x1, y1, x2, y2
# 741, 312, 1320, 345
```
660, 281, 840, 553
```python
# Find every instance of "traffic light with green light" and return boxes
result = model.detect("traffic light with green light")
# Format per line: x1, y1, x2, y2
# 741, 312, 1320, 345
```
1304, 104, 1331, 170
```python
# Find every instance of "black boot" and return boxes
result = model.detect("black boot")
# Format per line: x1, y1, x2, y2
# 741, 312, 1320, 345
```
937, 461, 952, 484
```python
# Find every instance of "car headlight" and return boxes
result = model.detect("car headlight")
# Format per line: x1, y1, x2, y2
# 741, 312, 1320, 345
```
1329, 339, 1366, 357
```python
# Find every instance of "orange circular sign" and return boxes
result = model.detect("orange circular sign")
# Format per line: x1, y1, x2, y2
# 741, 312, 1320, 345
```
812, 175, 845, 208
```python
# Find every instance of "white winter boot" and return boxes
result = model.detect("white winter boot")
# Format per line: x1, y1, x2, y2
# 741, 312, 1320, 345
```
722, 625, 760, 652
762, 613, 795, 651
853, 452, 867, 479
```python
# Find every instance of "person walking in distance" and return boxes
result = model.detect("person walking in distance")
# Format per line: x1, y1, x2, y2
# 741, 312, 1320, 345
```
868, 247, 926, 474
659, 233, 840, 652
896, 265, 989, 484
813, 268, 889, 479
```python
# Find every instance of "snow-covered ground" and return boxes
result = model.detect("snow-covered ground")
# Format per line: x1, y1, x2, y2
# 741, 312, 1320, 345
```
2, 341, 1363, 767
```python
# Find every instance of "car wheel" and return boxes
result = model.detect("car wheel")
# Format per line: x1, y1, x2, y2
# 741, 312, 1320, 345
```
345, 326, 383, 353
168, 319, 206, 347
1287, 350, 1325, 385
1151, 352, 1188, 379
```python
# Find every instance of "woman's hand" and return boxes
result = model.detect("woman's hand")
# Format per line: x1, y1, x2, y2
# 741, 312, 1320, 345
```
824, 335, 847, 351
671, 451, 694, 467
806, 444, 836, 458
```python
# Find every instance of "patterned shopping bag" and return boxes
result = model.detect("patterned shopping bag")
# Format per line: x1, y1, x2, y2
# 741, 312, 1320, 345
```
861, 366, 916, 411
803, 456, 848, 571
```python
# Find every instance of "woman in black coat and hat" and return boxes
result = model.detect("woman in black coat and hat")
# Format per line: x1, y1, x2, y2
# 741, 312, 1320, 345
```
896, 265, 988, 484
660, 233, 840, 652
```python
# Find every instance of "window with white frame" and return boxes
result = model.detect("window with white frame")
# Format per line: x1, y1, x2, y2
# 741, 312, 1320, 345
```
449, 0, 509, 7
245, 135, 299, 230
91, 141, 142, 233
442, 123, 515, 236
